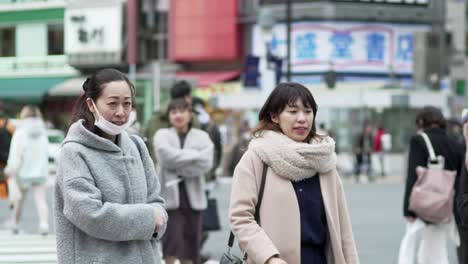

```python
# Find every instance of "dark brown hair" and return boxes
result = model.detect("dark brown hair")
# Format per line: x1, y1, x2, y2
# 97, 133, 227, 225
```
167, 98, 191, 114
166, 98, 192, 127
252, 82, 318, 142
416, 106, 446, 129
70, 68, 135, 130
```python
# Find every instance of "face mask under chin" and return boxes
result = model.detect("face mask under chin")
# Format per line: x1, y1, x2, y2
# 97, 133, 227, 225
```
91, 100, 130, 136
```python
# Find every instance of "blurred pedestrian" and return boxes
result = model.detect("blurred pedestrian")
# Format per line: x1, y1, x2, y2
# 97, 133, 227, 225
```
372, 125, 390, 177
400, 106, 463, 264
125, 106, 142, 137
229, 82, 359, 264
226, 120, 251, 176
0, 106, 15, 201
455, 113, 468, 264
192, 97, 222, 183
144, 81, 200, 162
192, 97, 223, 263
154, 98, 213, 264
447, 118, 464, 145
54, 68, 167, 264
354, 123, 373, 183
3, 105, 49, 235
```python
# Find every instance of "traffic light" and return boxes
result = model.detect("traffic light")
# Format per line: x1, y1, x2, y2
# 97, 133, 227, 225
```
324, 70, 337, 89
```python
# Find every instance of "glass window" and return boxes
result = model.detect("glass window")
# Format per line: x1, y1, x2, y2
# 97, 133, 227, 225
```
0, 27, 15, 57
48, 24, 64, 55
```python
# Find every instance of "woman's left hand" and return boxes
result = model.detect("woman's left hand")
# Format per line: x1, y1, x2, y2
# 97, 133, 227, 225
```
154, 210, 165, 233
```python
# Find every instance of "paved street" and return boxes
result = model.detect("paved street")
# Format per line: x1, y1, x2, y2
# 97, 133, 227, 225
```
0, 230, 56, 263
0, 174, 460, 264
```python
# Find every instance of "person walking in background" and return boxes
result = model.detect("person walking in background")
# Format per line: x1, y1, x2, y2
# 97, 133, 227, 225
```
354, 123, 374, 183
154, 98, 213, 264
229, 83, 359, 264
125, 106, 142, 137
455, 113, 468, 264
373, 125, 390, 177
192, 97, 223, 263
226, 120, 252, 177
447, 118, 464, 145
0, 106, 15, 201
192, 97, 222, 183
401, 106, 463, 264
3, 105, 48, 235
54, 68, 167, 264
144, 81, 200, 162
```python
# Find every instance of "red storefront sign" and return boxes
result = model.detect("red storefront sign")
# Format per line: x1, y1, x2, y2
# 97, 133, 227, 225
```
169, 0, 240, 61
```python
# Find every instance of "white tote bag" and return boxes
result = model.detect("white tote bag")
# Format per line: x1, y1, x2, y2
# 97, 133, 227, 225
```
7, 178, 21, 205
398, 218, 426, 264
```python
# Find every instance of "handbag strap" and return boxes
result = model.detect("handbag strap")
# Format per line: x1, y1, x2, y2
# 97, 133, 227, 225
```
419, 132, 437, 161
227, 162, 268, 248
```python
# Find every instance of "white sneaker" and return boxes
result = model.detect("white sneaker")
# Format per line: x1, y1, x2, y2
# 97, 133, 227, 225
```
39, 223, 49, 236
3, 219, 18, 234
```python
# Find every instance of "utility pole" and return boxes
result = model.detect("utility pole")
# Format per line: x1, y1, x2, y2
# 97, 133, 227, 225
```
127, 0, 137, 82
286, 0, 292, 81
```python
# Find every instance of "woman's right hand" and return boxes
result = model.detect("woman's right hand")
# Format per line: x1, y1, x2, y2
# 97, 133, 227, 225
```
154, 210, 165, 233
266, 256, 287, 264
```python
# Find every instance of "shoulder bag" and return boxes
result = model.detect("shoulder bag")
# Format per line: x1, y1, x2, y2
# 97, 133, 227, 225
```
409, 132, 457, 224
220, 162, 268, 264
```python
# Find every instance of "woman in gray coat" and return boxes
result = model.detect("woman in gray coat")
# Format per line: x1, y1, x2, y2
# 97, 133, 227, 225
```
54, 68, 168, 264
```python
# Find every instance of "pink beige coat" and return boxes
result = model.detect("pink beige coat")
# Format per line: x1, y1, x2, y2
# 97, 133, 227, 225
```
229, 131, 359, 264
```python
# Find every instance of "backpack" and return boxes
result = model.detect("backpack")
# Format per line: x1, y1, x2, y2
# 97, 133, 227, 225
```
409, 132, 457, 224
0, 119, 12, 164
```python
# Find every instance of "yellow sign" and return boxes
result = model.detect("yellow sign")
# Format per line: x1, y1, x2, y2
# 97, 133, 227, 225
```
194, 82, 241, 101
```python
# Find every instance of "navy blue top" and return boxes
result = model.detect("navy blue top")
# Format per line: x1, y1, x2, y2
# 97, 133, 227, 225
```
292, 175, 327, 264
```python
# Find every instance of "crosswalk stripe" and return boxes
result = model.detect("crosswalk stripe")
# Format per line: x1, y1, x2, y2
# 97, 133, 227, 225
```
0, 230, 221, 264
0, 229, 57, 264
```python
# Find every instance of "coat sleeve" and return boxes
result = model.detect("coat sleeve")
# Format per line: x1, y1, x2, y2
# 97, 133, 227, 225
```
176, 134, 214, 179
59, 146, 158, 242
229, 151, 280, 264
131, 135, 168, 240
154, 130, 201, 170
336, 173, 360, 263
403, 135, 427, 218
4, 131, 23, 178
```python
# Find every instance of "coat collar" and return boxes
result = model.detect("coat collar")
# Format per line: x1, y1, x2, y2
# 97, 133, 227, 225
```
63, 120, 133, 153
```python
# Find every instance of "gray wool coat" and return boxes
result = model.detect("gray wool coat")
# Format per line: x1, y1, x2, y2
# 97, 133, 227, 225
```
54, 120, 168, 264
153, 127, 213, 210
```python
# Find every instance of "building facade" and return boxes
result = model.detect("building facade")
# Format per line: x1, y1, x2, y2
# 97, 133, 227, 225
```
0, 0, 78, 125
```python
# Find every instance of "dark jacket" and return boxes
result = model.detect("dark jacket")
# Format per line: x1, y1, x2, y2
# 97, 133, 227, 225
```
403, 127, 464, 218
456, 164, 468, 264
201, 122, 222, 182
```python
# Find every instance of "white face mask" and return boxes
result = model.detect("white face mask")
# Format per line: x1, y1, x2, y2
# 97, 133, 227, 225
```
91, 100, 130, 136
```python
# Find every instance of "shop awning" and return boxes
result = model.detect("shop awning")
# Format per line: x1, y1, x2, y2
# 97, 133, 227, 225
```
176, 70, 241, 87
47, 77, 86, 97
0, 77, 70, 101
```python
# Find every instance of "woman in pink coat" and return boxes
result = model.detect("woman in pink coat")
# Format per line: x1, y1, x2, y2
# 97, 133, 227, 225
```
229, 82, 359, 264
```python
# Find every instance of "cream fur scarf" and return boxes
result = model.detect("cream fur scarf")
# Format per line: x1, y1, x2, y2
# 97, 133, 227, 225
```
249, 130, 337, 181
